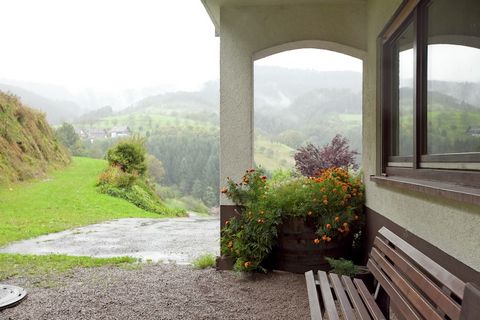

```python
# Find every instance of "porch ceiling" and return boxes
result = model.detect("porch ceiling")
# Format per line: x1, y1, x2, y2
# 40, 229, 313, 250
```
201, 0, 366, 35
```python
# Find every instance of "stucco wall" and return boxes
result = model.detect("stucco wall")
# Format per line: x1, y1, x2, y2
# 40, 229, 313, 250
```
363, 0, 480, 271
219, 3, 367, 204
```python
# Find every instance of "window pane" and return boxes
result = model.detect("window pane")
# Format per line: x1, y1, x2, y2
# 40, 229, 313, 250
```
392, 22, 414, 157
427, 0, 480, 155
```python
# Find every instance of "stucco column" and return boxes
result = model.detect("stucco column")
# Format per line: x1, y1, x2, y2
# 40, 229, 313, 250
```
219, 15, 254, 206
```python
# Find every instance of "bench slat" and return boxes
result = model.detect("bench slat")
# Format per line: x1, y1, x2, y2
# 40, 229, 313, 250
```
371, 247, 443, 320
329, 273, 355, 320
374, 236, 461, 320
378, 227, 465, 299
354, 279, 386, 320
305, 271, 322, 320
318, 271, 339, 320
342, 276, 372, 320
368, 259, 422, 320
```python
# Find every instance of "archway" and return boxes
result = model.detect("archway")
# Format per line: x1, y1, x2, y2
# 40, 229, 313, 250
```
252, 46, 364, 174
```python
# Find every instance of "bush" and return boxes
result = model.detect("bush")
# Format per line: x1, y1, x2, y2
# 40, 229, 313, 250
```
106, 137, 147, 175
98, 181, 185, 216
294, 135, 359, 176
192, 254, 216, 269
98, 165, 137, 188
325, 257, 359, 277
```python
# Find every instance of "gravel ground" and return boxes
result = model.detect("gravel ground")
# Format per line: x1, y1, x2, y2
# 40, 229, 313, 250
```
1, 264, 310, 320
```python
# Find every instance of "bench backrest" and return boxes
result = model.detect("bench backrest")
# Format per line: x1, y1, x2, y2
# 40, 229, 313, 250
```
368, 227, 475, 320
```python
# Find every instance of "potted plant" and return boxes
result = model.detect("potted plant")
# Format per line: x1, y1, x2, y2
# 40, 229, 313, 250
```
325, 257, 373, 290
220, 167, 365, 273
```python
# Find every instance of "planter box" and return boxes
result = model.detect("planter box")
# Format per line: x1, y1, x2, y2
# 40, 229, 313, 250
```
270, 217, 353, 273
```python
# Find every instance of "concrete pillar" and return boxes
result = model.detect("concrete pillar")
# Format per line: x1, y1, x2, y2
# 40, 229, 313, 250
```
219, 9, 254, 206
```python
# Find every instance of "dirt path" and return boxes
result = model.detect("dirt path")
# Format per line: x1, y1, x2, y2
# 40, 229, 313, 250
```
0, 217, 219, 263
1, 264, 310, 320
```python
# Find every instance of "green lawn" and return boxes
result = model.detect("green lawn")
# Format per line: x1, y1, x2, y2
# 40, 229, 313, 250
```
0, 254, 138, 282
0, 157, 168, 247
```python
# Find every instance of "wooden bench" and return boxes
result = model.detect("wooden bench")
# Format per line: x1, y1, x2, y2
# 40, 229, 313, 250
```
305, 227, 480, 320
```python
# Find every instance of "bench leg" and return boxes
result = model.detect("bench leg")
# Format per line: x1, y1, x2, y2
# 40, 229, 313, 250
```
377, 286, 390, 319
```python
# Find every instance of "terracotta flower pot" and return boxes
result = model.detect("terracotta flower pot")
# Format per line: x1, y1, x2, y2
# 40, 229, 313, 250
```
270, 216, 353, 273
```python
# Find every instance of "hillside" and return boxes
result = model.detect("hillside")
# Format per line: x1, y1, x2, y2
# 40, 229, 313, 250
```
0, 91, 70, 184
0, 83, 83, 124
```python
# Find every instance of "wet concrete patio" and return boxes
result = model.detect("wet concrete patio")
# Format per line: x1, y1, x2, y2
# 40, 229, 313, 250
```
0, 216, 220, 264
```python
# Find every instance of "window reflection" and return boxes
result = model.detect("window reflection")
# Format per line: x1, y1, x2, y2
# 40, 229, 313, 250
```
392, 22, 414, 157
426, 0, 480, 154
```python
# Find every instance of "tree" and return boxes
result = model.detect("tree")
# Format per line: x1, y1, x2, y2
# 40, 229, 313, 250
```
294, 134, 359, 176
278, 130, 306, 148
146, 155, 165, 183
56, 122, 84, 156
106, 136, 147, 175
191, 179, 204, 199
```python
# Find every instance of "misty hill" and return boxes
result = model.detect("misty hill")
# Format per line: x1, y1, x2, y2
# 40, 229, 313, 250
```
0, 92, 70, 184
0, 83, 83, 124
0, 78, 175, 116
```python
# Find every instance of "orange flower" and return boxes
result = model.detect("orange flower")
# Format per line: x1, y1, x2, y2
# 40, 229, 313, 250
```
225, 220, 230, 226
313, 238, 320, 244
323, 199, 328, 205
335, 216, 340, 222
326, 237, 332, 242
332, 188, 337, 193
326, 223, 332, 229
244, 261, 252, 268
322, 235, 327, 241
220, 187, 228, 194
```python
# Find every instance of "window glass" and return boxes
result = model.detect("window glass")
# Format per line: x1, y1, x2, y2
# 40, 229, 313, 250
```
392, 22, 414, 157
427, 0, 480, 154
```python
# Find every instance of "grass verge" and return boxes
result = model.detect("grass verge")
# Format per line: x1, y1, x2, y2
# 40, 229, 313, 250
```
192, 253, 216, 269
0, 253, 138, 282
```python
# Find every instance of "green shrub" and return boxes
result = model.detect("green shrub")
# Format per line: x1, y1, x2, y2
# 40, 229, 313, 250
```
192, 254, 216, 269
99, 182, 183, 216
325, 257, 359, 277
97, 165, 137, 188
106, 137, 147, 175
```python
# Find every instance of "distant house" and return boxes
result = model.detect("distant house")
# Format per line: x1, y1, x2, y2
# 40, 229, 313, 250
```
86, 128, 108, 142
110, 126, 131, 138
466, 126, 480, 137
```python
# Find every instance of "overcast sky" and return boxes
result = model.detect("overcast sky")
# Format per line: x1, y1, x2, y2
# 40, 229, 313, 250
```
0, 0, 367, 93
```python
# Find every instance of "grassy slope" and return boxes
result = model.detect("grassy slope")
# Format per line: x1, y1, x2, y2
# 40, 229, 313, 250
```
255, 136, 295, 171
0, 92, 70, 184
0, 157, 168, 247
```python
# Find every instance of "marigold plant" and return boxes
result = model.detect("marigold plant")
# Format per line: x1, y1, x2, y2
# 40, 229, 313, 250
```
220, 167, 365, 273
